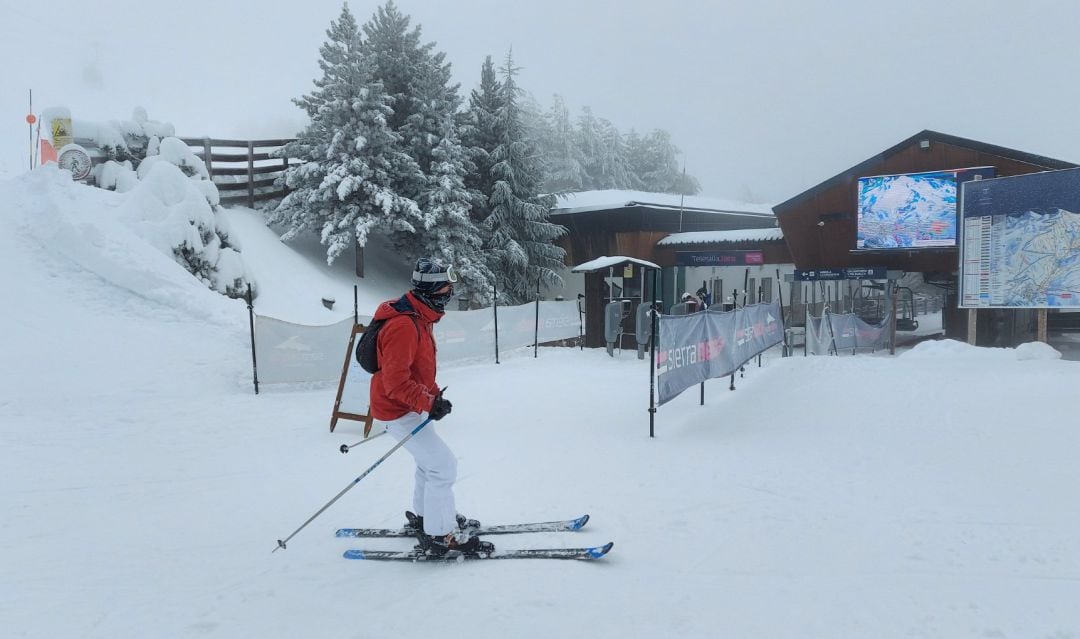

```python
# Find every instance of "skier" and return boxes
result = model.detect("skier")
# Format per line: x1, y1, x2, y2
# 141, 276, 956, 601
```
368, 257, 487, 555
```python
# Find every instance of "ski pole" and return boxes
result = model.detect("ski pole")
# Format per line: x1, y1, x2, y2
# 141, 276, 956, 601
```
339, 429, 386, 454
274, 416, 433, 552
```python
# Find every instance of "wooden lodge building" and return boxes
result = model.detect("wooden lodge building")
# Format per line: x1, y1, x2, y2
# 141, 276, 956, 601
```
772, 130, 1077, 345
551, 132, 1079, 349
550, 191, 781, 347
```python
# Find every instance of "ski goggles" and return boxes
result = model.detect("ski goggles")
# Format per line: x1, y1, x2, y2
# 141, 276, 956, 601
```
412, 264, 459, 285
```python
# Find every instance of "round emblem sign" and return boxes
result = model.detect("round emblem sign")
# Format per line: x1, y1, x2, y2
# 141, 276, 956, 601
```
57, 144, 93, 181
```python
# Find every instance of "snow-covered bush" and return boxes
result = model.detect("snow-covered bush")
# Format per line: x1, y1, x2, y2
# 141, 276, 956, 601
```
75, 107, 175, 166
52, 104, 247, 299
138, 137, 210, 181
121, 160, 247, 298
92, 160, 139, 193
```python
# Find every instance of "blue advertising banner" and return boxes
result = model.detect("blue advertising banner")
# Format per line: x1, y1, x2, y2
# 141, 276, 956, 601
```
656, 301, 783, 405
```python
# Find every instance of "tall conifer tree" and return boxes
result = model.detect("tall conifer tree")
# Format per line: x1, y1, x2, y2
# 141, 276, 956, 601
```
360, 1, 488, 294
482, 51, 567, 302
272, 4, 421, 263
461, 55, 504, 226
538, 95, 585, 193
625, 129, 701, 195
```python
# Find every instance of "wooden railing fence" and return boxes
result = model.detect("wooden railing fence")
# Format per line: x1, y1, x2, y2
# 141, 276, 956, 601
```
179, 137, 299, 208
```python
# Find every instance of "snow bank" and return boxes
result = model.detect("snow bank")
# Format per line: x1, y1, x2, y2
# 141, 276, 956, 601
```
903, 338, 1063, 362
3, 167, 241, 324
221, 208, 411, 324
1015, 340, 1063, 360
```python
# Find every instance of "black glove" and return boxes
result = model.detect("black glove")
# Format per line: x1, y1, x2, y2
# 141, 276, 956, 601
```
429, 396, 452, 421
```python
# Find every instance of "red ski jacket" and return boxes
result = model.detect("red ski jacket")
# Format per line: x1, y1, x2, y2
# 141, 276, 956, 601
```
368, 292, 442, 421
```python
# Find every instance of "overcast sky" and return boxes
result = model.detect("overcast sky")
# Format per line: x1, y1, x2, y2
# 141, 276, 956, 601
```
2, 0, 1079, 203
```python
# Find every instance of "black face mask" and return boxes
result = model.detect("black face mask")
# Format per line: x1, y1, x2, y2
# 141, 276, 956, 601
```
414, 285, 454, 312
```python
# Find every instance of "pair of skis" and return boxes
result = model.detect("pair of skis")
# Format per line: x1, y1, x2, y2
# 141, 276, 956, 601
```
337, 514, 613, 562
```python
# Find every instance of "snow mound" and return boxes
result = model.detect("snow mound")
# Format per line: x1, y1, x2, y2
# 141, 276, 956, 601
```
3, 166, 241, 325
902, 337, 1063, 361
901, 339, 993, 359
1014, 340, 1063, 361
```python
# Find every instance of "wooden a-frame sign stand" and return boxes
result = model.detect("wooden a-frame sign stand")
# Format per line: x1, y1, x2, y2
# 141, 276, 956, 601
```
330, 323, 374, 437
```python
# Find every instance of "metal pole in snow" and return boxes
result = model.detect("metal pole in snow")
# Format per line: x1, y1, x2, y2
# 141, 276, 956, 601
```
247, 283, 259, 395
534, 272, 541, 358
648, 268, 658, 438
493, 283, 500, 364
28, 90, 33, 171
275, 417, 434, 551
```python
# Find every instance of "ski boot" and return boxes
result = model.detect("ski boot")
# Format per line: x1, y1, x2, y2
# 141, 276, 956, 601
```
404, 511, 480, 534
416, 530, 495, 557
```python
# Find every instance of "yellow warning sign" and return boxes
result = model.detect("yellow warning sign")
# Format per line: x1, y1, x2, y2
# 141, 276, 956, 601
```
51, 117, 72, 148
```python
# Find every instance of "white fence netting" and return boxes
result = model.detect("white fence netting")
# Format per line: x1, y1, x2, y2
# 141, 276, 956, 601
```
253, 300, 582, 385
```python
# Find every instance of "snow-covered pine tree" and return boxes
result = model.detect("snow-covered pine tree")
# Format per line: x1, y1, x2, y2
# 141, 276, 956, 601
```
596, 117, 638, 190
538, 94, 585, 193
575, 107, 603, 190
460, 55, 503, 227
415, 117, 495, 306
483, 51, 567, 302
272, 4, 421, 264
625, 129, 701, 195
360, 0, 487, 288
361, 1, 444, 200
576, 107, 636, 190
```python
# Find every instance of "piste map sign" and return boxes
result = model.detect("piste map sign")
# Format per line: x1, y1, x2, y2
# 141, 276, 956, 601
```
960, 167, 1080, 308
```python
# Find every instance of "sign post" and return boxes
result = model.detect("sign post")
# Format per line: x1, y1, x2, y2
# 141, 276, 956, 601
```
794, 267, 888, 281
26, 90, 35, 171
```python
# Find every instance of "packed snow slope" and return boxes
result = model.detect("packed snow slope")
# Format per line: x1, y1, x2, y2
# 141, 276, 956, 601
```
3, 170, 1080, 638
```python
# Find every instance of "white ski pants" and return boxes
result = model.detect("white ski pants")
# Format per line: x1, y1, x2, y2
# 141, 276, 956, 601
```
383, 412, 458, 536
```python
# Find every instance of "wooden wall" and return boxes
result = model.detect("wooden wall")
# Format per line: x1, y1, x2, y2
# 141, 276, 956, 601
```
555, 205, 776, 267
652, 239, 792, 266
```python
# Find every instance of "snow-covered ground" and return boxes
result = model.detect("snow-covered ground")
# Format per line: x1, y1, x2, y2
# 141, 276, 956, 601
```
3, 170, 1080, 638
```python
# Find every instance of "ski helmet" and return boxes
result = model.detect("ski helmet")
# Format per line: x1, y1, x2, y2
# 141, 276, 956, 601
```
411, 258, 457, 312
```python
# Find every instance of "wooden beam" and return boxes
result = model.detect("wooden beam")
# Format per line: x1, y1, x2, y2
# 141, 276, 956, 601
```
179, 137, 296, 147
201, 138, 213, 179
247, 141, 255, 209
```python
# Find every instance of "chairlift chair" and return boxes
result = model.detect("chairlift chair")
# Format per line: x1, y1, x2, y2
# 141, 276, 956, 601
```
894, 286, 919, 331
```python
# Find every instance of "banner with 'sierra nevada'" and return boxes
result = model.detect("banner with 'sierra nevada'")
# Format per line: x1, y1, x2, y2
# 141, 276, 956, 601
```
656, 301, 784, 405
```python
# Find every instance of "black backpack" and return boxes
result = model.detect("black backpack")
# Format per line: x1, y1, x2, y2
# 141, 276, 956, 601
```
355, 315, 419, 374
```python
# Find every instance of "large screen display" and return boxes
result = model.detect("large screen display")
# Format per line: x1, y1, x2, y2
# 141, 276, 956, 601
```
856, 167, 995, 250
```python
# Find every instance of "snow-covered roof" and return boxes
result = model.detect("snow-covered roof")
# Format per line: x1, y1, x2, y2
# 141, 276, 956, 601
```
571, 255, 660, 272
551, 190, 773, 217
658, 227, 785, 246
